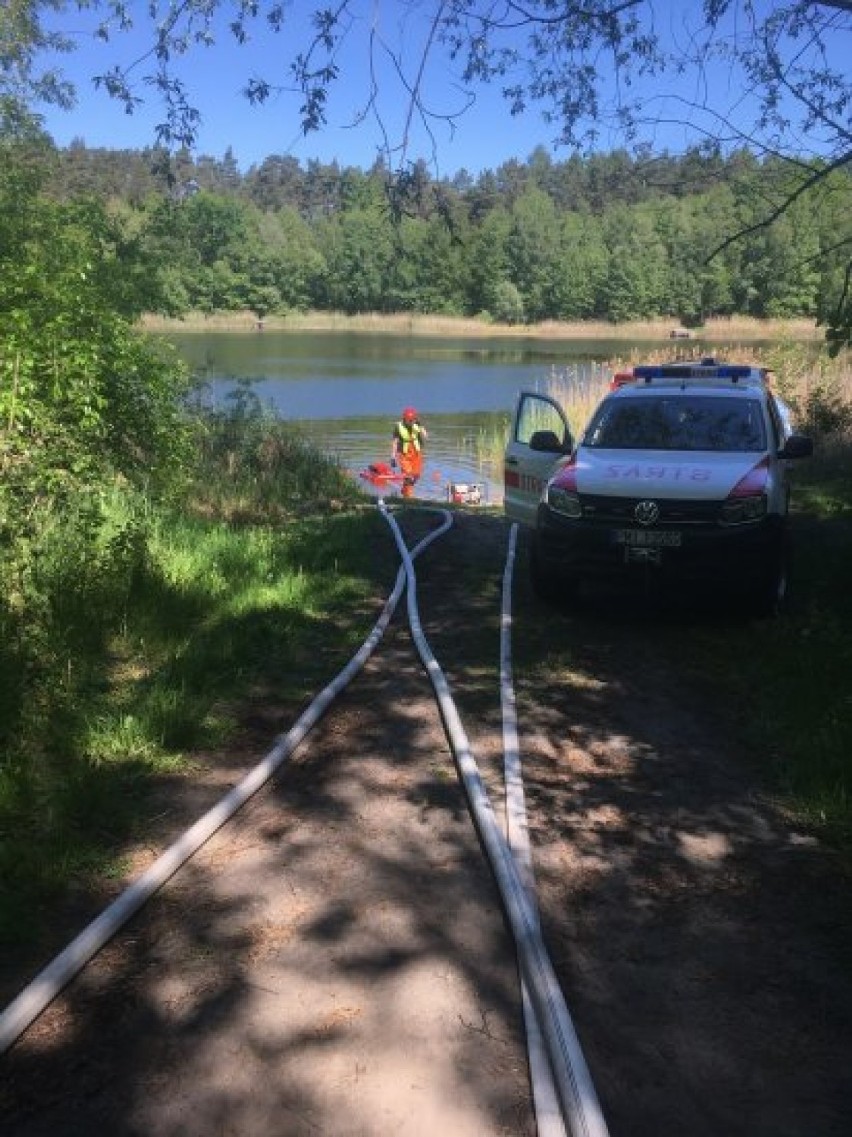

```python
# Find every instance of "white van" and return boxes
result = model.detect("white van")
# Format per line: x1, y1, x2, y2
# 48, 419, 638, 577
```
504, 362, 813, 614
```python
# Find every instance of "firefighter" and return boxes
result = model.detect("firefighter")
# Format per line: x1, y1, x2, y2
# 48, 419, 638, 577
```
391, 407, 428, 498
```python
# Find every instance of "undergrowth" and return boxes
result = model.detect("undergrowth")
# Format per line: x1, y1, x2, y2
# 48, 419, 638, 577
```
0, 398, 385, 948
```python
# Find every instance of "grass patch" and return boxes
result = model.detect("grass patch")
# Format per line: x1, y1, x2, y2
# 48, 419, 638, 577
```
0, 409, 391, 950
674, 483, 852, 845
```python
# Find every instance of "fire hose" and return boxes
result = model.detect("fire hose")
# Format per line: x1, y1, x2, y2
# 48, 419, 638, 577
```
0, 502, 609, 1137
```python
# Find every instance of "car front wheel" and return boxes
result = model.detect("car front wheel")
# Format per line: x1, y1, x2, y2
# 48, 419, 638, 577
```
749, 545, 789, 619
530, 536, 577, 606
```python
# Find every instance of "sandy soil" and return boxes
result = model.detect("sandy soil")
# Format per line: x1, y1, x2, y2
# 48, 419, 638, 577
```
1, 509, 850, 1137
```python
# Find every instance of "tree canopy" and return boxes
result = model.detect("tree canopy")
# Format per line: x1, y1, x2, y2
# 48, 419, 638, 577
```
33, 140, 849, 335
2, 1, 852, 347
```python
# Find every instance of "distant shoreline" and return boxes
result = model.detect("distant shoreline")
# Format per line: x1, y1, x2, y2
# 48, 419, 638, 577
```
141, 310, 823, 343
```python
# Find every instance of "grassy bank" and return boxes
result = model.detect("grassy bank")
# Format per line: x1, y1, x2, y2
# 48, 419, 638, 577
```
0, 409, 391, 950
690, 476, 852, 843
140, 310, 825, 343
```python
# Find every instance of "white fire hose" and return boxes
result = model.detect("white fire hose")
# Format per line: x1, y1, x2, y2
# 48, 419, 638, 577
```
0, 511, 451, 1056
1, 501, 609, 1137
380, 502, 609, 1137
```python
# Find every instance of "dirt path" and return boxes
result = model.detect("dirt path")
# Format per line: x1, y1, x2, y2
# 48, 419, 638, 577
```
2, 508, 851, 1136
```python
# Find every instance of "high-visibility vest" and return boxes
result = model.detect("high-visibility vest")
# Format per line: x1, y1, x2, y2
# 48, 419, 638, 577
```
396, 421, 424, 453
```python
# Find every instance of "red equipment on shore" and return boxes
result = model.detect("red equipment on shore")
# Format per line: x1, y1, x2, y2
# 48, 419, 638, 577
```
359, 461, 404, 486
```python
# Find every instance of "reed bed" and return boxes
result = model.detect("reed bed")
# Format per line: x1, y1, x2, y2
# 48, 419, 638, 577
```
141, 310, 824, 342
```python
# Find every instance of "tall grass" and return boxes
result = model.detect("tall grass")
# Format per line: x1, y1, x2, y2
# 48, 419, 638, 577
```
0, 403, 385, 948
517, 343, 852, 465
141, 311, 825, 342
544, 363, 612, 435
188, 382, 366, 523
476, 362, 610, 474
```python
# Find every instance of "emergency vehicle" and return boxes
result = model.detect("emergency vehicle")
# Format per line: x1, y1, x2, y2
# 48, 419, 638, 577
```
504, 361, 813, 614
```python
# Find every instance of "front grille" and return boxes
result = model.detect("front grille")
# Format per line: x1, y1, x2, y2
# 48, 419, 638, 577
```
579, 495, 721, 526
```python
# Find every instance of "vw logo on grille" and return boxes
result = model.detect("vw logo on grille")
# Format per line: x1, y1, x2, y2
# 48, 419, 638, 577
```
634, 500, 660, 526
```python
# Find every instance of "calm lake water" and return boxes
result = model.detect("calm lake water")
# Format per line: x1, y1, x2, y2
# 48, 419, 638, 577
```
164, 328, 771, 503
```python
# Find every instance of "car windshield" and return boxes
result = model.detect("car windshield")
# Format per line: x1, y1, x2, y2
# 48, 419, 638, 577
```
584, 395, 766, 452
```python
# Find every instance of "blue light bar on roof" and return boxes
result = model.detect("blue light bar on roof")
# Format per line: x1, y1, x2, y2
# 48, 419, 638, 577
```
633, 363, 756, 381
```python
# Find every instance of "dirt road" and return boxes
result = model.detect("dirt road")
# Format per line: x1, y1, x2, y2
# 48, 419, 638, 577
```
2, 508, 850, 1136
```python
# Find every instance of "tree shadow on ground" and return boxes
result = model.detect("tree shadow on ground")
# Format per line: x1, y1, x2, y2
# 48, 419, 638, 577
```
503, 522, 852, 1137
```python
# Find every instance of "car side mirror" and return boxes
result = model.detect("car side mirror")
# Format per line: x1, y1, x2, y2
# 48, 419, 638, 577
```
529, 429, 572, 453
779, 434, 813, 459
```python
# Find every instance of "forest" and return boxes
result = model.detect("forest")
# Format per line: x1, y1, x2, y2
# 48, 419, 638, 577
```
44, 140, 852, 330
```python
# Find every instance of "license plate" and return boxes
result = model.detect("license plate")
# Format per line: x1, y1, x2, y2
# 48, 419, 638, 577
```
624, 546, 662, 565
613, 529, 682, 548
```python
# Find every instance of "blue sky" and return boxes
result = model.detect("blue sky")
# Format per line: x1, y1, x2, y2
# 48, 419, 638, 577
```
37, 2, 620, 173
36, 2, 837, 175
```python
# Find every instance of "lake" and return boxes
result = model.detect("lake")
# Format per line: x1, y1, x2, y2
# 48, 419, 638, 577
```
163, 328, 768, 504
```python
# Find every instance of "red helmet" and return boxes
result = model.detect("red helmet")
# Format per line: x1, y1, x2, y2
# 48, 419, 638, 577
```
402, 406, 417, 422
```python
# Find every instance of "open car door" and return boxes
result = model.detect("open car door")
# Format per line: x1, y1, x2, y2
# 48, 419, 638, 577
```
503, 391, 573, 526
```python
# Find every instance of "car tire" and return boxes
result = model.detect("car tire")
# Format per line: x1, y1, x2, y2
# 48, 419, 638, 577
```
530, 537, 577, 605
750, 546, 788, 619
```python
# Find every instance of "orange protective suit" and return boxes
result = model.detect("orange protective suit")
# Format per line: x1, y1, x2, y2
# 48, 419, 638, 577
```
393, 415, 427, 498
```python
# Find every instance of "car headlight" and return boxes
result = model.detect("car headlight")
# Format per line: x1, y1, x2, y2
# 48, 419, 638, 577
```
546, 485, 582, 519
720, 494, 768, 525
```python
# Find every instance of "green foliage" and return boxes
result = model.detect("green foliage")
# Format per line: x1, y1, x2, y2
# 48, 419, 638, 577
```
762, 343, 852, 449
0, 137, 203, 944
0, 484, 387, 946
466, 208, 512, 317
30, 142, 852, 339
491, 280, 525, 324
189, 383, 365, 523
505, 188, 564, 322
554, 213, 607, 319
0, 367, 381, 944
384, 214, 468, 314
0, 143, 192, 548
316, 205, 396, 313
0, 2, 75, 132
44, 144, 846, 337
796, 378, 852, 443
